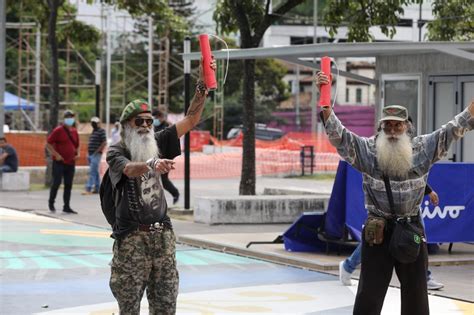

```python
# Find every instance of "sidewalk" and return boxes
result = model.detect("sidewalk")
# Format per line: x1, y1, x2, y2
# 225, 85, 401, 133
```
1, 176, 473, 303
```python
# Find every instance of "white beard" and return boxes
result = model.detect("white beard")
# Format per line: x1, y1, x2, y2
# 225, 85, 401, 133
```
376, 131, 413, 178
123, 125, 159, 162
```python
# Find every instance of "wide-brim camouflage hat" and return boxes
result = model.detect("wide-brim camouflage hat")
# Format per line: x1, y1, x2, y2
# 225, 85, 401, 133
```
380, 105, 408, 122
120, 99, 151, 123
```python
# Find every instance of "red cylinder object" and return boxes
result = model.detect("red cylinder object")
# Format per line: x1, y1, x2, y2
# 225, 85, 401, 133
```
198, 34, 217, 90
318, 56, 332, 107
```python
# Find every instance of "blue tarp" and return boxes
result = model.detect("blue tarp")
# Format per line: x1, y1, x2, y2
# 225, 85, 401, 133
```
3, 92, 36, 111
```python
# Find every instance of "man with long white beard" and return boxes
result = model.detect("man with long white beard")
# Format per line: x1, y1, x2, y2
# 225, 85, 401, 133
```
316, 72, 474, 315
105, 58, 216, 315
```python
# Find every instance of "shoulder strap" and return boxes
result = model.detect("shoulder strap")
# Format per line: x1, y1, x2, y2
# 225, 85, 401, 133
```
63, 126, 78, 147
382, 175, 396, 215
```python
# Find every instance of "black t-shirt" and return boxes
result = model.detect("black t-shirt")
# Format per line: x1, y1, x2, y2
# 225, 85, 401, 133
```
1, 144, 18, 172
106, 125, 181, 239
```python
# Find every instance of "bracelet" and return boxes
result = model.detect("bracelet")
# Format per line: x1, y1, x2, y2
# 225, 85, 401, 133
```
146, 157, 159, 170
195, 80, 207, 95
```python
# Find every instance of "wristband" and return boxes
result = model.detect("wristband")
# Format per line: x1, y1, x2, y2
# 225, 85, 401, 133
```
146, 157, 159, 170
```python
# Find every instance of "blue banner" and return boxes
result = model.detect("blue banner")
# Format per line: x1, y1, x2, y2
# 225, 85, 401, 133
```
331, 161, 474, 243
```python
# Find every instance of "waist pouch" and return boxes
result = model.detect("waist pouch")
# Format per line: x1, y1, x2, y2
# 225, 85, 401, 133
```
364, 216, 386, 246
389, 218, 423, 264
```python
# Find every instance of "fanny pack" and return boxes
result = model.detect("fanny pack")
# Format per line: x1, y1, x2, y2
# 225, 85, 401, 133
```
383, 175, 423, 264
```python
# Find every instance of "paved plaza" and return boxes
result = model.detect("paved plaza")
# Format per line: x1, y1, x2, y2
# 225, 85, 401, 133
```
1, 177, 473, 314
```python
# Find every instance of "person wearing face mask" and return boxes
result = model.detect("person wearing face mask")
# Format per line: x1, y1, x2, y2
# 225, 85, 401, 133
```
46, 110, 80, 214
152, 109, 180, 204
82, 117, 106, 195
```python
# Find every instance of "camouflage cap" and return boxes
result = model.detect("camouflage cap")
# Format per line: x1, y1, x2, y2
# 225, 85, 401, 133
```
380, 105, 408, 122
119, 99, 151, 123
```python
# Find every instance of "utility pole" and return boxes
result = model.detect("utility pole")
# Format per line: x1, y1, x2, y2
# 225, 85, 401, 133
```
148, 16, 153, 106
311, 0, 318, 134
183, 37, 191, 210
0, 0, 5, 138
34, 24, 41, 128
295, 65, 300, 130
105, 9, 112, 140
95, 59, 101, 117
418, 2, 423, 42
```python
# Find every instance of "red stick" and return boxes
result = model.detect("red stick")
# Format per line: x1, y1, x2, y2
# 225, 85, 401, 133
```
318, 56, 332, 107
199, 34, 217, 90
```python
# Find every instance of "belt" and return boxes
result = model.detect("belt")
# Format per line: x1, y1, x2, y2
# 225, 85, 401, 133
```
138, 222, 169, 233
392, 215, 420, 223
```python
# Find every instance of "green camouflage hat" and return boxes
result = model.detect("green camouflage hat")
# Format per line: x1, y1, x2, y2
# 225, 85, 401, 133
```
380, 105, 408, 122
119, 99, 151, 123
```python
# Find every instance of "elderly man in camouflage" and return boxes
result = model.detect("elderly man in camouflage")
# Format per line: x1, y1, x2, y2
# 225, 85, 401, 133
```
106, 58, 216, 315
316, 72, 474, 315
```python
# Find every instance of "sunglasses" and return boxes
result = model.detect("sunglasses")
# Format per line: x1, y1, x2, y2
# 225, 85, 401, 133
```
134, 118, 153, 127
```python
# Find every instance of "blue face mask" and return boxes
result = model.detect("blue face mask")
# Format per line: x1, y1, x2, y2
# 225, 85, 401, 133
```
153, 119, 161, 127
64, 118, 75, 126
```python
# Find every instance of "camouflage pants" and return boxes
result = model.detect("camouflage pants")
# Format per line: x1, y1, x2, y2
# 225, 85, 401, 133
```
110, 229, 179, 315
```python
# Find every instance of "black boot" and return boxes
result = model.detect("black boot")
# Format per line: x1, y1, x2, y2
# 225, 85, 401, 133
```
48, 202, 56, 212
63, 207, 78, 214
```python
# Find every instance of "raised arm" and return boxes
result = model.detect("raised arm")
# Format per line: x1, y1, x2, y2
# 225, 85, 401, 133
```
175, 58, 217, 138
315, 72, 373, 173
422, 99, 474, 164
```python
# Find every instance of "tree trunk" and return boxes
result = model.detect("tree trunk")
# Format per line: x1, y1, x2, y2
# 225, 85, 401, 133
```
239, 59, 256, 195
45, 0, 62, 187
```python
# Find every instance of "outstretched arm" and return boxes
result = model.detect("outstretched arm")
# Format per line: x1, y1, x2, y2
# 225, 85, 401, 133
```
175, 58, 217, 138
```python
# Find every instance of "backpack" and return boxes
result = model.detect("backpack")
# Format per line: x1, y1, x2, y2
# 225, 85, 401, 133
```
99, 169, 117, 227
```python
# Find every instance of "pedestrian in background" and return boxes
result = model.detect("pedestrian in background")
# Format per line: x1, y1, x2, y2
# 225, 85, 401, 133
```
46, 110, 79, 214
0, 137, 19, 173
82, 117, 106, 195
109, 121, 121, 145
153, 109, 180, 204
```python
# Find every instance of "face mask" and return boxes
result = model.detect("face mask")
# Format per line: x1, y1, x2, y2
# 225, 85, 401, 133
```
153, 119, 161, 127
64, 118, 75, 126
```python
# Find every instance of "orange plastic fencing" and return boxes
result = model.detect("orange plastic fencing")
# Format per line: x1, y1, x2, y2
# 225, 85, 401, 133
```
5, 132, 89, 166
167, 149, 340, 179
8, 131, 340, 179
210, 131, 337, 153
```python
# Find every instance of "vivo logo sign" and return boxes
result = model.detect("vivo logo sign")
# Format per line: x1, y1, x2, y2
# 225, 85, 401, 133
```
421, 201, 465, 219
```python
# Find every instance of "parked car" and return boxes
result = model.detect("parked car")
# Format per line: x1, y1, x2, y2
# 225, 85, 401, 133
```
227, 124, 284, 141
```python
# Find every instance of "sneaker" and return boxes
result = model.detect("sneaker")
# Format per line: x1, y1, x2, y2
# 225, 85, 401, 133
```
339, 261, 353, 286
63, 208, 78, 214
81, 191, 93, 195
427, 278, 444, 290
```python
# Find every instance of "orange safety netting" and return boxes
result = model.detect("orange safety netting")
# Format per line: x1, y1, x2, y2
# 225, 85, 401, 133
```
4, 133, 89, 167
167, 149, 340, 179
210, 131, 337, 153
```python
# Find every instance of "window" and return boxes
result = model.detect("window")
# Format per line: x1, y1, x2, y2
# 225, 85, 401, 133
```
345, 88, 349, 102
356, 88, 362, 103
381, 74, 421, 134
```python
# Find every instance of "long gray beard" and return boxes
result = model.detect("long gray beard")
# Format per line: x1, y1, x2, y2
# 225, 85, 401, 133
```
123, 125, 159, 162
376, 131, 413, 178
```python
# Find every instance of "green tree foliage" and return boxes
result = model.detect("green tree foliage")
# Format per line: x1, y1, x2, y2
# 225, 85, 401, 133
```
214, 0, 305, 195
6, 0, 101, 129
427, 0, 474, 41
324, 0, 413, 42
323, 0, 473, 42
